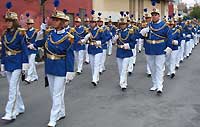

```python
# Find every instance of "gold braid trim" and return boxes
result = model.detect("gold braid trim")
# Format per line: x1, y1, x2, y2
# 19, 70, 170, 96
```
150, 23, 166, 32
90, 28, 102, 39
49, 33, 69, 45
44, 41, 66, 57
4, 30, 19, 45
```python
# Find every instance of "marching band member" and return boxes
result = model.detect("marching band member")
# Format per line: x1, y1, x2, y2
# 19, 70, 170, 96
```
84, 14, 90, 64
166, 19, 181, 79
80, 10, 107, 86
184, 20, 193, 59
73, 14, 88, 74
107, 16, 117, 56
127, 14, 139, 75
177, 14, 186, 63
28, 0, 75, 126
140, 2, 173, 95
143, 9, 152, 77
113, 11, 137, 91
24, 13, 39, 84
97, 12, 112, 74
1, 2, 29, 121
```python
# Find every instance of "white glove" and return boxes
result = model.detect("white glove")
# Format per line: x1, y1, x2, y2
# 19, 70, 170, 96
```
186, 34, 191, 38
65, 72, 75, 84
123, 43, 130, 50
22, 63, 29, 71
96, 41, 101, 45
40, 23, 47, 30
183, 33, 186, 37
1, 64, 5, 72
140, 27, 149, 36
164, 47, 172, 55
172, 40, 179, 45
113, 35, 119, 42
27, 44, 36, 50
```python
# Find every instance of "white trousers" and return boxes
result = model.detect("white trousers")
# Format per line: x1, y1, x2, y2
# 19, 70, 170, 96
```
185, 39, 192, 57
26, 54, 38, 81
146, 55, 165, 90
175, 47, 181, 67
117, 58, 130, 87
89, 53, 101, 83
166, 50, 179, 74
128, 47, 136, 73
138, 38, 144, 52
107, 39, 113, 55
100, 49, 107, 73
74, 50, 85, 72
146, 63, 151, 75
85, 44, 90, 63
5, 69, 25, 117
47, 74, 66, 122
180, 40, 185, 61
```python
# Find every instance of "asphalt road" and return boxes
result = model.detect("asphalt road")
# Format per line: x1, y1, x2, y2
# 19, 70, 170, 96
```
1, 45, 200, 127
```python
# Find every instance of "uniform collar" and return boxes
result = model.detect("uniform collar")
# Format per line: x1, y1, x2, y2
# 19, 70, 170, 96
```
93, 27, 98, 30
152, 19, 161, 24
54, 28, 65, 34
28, 27, 34, 31
65, 25, 70, 30
121, 28, 128, 32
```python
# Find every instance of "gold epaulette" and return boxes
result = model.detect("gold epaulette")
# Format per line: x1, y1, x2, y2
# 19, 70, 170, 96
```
129, 28, 134, 34
70, 28, 75, 33
84, 27, 89, 33
132, 25, 139, 30
35, 28, 39, 32
45, 28, 53, 34
18, 28, 27, 35
99, 27, 103, 32
67, 32, 74, 44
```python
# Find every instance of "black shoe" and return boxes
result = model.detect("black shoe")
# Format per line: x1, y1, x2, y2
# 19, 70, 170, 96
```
186, 56, 189, 59
76, 72, 81, 75
99, 72, 102, 75
147, 74, 151, 78
138, 50, 141, 53
24, 79, 30, 84
170, 73, 175, 79
57, 116, 65, 121
85, 61, 89, 64
91, 81, 97, 86
180, 60, 183, 63
128, 72, 132, 76
189, 53, 192, 56
133, 64, 136, 66
121, 87, 127, 91
175, 66, 179, 70
157, 90, 162, 95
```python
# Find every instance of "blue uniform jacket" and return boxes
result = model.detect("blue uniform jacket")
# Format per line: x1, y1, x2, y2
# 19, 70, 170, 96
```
24, 28, 38, 55
1, 29, 29, 72
142, 20, 173, 55
116, 28, 137, 58
88, 27, 107, 55
184, 25, 193, 42
35, 29, 74, 76
73, 26, 88, 51
171, 28, 181, 50
101, 26, 112, 50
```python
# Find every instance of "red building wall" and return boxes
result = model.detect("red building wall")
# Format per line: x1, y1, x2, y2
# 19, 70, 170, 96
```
168, 2, 174, 17
0, 0, 92, 34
